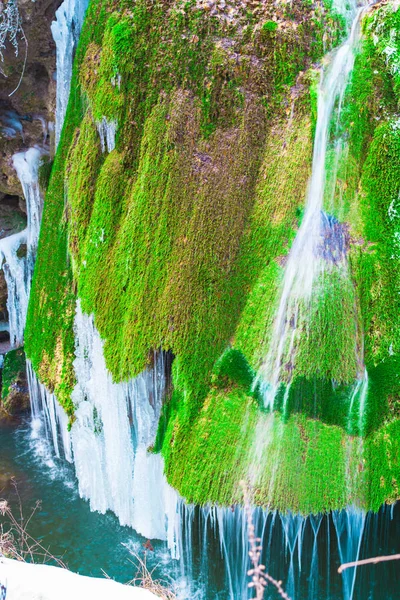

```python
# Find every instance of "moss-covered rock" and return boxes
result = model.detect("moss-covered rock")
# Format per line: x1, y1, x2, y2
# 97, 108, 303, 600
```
25, 0, 400, 513
0, 348, 29, 419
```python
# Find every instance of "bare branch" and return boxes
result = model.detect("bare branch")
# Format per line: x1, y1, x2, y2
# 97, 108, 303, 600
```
241, 480, 292, 600
8, 22, 27, 96
0, 0, 28, 95
122, 543, 177, 600
0, 0, 21, 61
339, 554, 400, 573
0, 482, 66, 568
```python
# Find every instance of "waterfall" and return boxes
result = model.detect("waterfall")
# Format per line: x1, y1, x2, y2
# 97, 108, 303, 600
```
172, 501, 372, 600
27, 303, 394, 599
51, 0, 90, 147
257, 2, 367, 409
0, 148, 45, 348
0, 231, 28, 348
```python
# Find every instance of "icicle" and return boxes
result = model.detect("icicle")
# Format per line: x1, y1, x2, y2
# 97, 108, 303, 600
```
26, 360, 72, 463
96, 117, 117, 153
51, 0, 90, 147
332, 506, 366, 600
0, 230, 28, 348
70, 301, 178, 539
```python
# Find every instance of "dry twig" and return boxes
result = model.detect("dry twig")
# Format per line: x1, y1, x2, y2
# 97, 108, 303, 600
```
339, 554, 400, 573
123, 543, 177, 600
0, 479, 66, 567
241, 480, 292, 600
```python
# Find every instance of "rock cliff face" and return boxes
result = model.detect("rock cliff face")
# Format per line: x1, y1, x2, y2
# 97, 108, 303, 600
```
0, 0, 60, 417
0, 0, 60, 197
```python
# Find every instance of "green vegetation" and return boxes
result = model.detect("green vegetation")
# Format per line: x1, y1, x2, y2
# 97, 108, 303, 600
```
295, 268, 358, 384
25, 0, 400, 512
262, 20, 278, 33
38, 157, 54, 193
1, 348, 26, 402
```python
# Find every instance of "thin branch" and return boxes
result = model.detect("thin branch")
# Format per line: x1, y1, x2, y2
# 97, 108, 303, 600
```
0, 484, 66, 568
241, 480, 292, 600
8, 23, 27, 96
339, 554, 400, 573
122, 543, 177, 600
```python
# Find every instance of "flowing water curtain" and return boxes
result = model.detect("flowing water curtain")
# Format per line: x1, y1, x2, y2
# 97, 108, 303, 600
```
172, 501, 371, 600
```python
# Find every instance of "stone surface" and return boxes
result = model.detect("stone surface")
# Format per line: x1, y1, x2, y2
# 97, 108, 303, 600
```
0, 0, 61, 196
0, 268, 8, 320
0, 0, 59, 346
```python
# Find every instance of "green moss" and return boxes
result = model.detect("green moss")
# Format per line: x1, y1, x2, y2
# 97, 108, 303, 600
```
163, 386, 257, 506
66, 113, 104, 273
366, 418, 400, 511
1, 348, 26, 402
295, 268, 358, 384
212, 348, 255, 391
262, 21, 278, 33
38, 157, 54, 193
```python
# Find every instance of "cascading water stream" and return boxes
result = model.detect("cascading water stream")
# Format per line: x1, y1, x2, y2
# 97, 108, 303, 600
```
0, 148, 45, 347
27, 359, 72, 464
12, 147, 44, 267
257, 2, 367, 409
348, 368, 369, 435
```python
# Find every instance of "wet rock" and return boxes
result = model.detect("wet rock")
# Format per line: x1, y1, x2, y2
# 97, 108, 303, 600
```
0, 269, 8, 320
318, 212, 350, 264
0, 195, 27, 238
